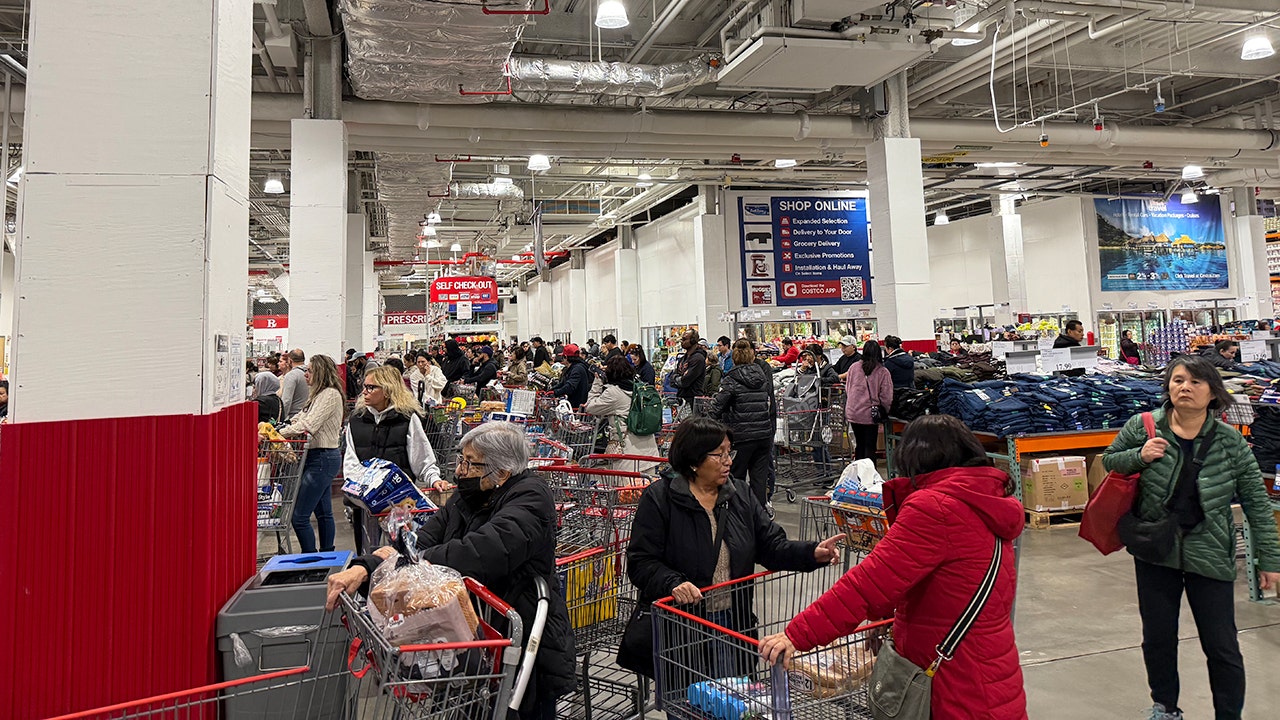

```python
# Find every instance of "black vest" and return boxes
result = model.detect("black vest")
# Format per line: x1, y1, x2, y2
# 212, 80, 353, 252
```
347, 410, 415, 481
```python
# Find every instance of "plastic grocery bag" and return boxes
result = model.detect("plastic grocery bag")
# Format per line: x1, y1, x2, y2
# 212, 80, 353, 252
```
835, 459, 884, 495
368, 555, 479, 686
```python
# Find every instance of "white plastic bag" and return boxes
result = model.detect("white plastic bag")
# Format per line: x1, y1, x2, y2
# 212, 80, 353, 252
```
835, 458, 884, 494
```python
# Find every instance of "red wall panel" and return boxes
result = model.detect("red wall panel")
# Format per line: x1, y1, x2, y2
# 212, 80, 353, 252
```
0, 402, 257, 719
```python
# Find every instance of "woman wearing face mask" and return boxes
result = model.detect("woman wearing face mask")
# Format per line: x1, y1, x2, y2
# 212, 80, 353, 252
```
325, 422, 577, 720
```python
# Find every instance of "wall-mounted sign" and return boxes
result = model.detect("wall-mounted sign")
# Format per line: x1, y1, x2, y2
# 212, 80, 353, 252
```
731, 193, 872, 308
1095, 197, 1228, 291
252, 315, 288, 329
384, 312, 428, 326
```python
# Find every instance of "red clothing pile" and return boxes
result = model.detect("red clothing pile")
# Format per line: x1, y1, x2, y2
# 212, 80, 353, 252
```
786, 466, 1028, 720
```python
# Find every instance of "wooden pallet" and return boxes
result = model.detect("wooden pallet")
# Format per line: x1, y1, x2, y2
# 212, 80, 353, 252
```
1026, 508, 1084, 530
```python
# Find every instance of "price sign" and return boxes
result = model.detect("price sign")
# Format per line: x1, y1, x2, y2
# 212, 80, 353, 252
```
1239, 340, 1267, 362
1040, 348, 1073, 372
992, 341, 1014, 360
1038, 337, 1055, 352
1006, 353, 1039, 375
1101, 303, 1114, 311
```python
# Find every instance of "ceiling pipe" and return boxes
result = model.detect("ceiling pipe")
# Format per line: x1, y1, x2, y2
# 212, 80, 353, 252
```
627, 0, 701, 64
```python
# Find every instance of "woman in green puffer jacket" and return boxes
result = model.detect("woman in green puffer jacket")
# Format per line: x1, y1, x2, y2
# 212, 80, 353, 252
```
1103, 354, 1280, 720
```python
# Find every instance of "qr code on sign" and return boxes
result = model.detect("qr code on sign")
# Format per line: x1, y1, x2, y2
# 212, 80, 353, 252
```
840, 277, 865, 301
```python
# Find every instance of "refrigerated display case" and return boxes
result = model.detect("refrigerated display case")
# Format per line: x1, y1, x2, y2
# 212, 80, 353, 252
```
1171, 303, 1237, 329
828, 318, 879, 344
1096, 311, 1166, 360
736, 320, 822, 346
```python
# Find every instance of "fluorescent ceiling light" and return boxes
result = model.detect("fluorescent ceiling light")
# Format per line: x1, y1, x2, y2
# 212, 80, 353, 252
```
974, 162, 1023, 168
636, 173, 653, 187
1180, 189, 1199, 204
263, 173, 284, 194
427, 211, 442, 225
450, 242, 462, 252
1241, 34, 1275, 61
951, 4, 980, 46
934, 211, 950, 225
774, 158, 798, 169
1181, 164, 1204, 180
5, 165, 22, 185
595, 0, 629, 29
527, 154, 551, 172
493, 176, 514, 186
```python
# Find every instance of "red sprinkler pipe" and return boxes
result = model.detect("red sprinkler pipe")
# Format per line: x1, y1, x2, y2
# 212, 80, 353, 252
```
481, 0, 549, 15
459, 68, 512, 97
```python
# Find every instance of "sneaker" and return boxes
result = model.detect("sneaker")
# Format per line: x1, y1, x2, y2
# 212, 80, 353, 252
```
765, 501, 775, 520
1147, 704, 1182, 720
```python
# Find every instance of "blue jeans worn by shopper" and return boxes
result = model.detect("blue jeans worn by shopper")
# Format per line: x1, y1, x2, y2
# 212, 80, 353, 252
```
292, 447, 340, 553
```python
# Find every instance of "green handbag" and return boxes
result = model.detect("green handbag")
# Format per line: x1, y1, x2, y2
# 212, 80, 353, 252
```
868, 538, 1003, 720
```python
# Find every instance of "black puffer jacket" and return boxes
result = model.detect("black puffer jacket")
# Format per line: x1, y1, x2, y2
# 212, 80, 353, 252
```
675, 346, 709, 400
465, 358, 498, 388
440, 340, 471, 384
356, 471, 577, 711
883, 350, 916, 389
708, 360, 776, 442
619, 471, 821, 675
552, 358, 593, 407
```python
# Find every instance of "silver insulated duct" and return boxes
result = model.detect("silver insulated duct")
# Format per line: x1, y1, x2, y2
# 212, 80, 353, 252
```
375, 153, 453, 254
506, 56, 716, 96
339, 0, 530, 103
450, 182, 525, 201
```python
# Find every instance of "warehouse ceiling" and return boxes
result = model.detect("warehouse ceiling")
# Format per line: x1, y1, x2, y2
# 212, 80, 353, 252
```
7, 0, 1280, 293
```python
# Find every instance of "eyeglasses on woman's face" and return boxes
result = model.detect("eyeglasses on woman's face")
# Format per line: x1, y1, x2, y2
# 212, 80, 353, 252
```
705, 450, 737, 465
362, 384, 382, 394
455, 455, 489, 473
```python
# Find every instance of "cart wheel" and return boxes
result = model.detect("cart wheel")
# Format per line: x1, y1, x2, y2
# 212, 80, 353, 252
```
785, 488, 797, 503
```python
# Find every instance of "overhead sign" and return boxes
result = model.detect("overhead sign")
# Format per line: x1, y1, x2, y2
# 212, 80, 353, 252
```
252, 315, 288, 329
429, 275, 499, 312
733, 193, 872, 308
1095, 197, 1228, 291
383, 312, 428, 326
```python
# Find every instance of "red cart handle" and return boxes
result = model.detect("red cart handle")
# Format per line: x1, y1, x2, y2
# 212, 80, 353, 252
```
347, 637, 373, 679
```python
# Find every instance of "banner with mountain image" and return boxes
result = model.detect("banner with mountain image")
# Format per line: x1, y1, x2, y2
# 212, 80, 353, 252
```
1095, 197, 1228, 291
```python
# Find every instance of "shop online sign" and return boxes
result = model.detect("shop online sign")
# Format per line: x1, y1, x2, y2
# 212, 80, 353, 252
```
732, 193, 872, 307
429, 276, 499, 312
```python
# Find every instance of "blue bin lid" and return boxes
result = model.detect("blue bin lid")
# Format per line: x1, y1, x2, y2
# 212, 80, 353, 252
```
260, 551, 353, 576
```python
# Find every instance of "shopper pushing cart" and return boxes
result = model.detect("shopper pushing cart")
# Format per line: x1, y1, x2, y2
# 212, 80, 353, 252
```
326, 421, 578, 719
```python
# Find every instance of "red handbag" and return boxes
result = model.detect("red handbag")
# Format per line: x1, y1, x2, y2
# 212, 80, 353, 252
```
1079, 412, 1156, 555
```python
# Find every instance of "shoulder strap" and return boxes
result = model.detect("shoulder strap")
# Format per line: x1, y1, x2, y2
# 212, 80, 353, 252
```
1142, 411, 1156, 440
1191, 420, 1217, 469
930, 536, 1002, 676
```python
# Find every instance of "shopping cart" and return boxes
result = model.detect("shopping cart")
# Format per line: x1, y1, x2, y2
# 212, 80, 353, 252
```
257, 434, 310, 566
775, 387, 843, 502
339, 576, 525, 720
545, 465, 652, 548
529, 435, 575, 469
549, 412, 603, 461
652, 566, 889, 720
557, 648, 651, 720
578, 453, 667, 474
421, 407, 463, 483
798, 496, 888, 570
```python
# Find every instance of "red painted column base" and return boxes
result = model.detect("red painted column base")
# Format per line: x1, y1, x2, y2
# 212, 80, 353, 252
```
0, 402, 258, 719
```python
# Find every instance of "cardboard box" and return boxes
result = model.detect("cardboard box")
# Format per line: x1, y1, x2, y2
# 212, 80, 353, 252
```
1087, 453, 1110, 496
1021, 456, 1089, 512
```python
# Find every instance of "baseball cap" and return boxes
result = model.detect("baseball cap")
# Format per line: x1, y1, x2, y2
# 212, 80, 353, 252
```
563, 343, 580, 358
839, 335, 857, 346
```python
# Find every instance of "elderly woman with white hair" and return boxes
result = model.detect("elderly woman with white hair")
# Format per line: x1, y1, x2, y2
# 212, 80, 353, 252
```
325, 421, 577, 720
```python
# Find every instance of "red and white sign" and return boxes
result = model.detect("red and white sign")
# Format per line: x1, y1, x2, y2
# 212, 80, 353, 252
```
252, 315, 288, 329
780, 280, 843, 300
383, 312, 428, 326
429, 276, 497, 304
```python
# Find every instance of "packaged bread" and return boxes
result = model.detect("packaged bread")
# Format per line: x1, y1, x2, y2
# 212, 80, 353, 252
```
368, 556, 479, 636
788, 640, 877, 699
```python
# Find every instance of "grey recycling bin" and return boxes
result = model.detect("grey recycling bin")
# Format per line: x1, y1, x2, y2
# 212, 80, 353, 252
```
216, 552, 353, 720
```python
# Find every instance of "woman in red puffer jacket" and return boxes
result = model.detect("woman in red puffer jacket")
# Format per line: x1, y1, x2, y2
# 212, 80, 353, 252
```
761, 414, 1028, 720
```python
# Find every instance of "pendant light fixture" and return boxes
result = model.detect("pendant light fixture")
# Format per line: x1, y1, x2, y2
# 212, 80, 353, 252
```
950, 3, 980, 46
1241, 34, 1275, 61
1180, 164, 1204, 181
1180, 189, 1199, 205
427, 211, 442, 225
263, 173, 285, 194
595, 0, 629, 29
426, 239, 441, 249
636, 173, 653, 187
934, 211, 950, 225
527, 154, 551, 172
450, 242, 462, 253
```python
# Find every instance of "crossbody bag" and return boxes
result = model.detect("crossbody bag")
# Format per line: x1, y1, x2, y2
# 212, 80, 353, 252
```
1117, 421, 1216, 565
868, 537, 1003, 720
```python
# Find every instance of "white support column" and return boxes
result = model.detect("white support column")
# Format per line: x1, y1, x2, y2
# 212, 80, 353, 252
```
344, 212, 367, 353
13, 0, 251, 420
694, 211, 732, 341
866, 138, 934, 343
1232, 187, 1270, 319
989, 196, 1027, 326
567, 250, 588, 344
614, 231, 641, 344
361, 250, 378, 350
288, 120, 348, 359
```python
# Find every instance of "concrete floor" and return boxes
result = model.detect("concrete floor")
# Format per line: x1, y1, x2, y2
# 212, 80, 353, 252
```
275, 484, 1280, 719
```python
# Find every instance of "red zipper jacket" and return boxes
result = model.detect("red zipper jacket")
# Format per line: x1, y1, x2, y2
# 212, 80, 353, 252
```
786, 466, 1028, 720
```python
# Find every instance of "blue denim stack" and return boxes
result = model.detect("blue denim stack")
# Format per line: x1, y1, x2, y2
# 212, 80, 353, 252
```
937, 374, 1163, 436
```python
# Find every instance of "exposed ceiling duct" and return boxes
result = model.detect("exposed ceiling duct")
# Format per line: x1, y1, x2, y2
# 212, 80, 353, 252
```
374, 153, 453, 253
449, 182, 525, 201
338, 0, 530, 103
506, 56, 716, 97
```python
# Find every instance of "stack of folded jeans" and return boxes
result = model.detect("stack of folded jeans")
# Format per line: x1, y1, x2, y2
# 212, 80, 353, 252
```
937, 374, 1163, 436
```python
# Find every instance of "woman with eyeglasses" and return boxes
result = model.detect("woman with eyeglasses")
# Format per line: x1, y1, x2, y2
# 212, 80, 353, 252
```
341, 365, 452, 554
325, 422, 577, 720
618, 417, 845, 679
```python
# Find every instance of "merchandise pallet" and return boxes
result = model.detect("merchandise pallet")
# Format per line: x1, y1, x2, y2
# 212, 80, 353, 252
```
1025, 508, 1084, 530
